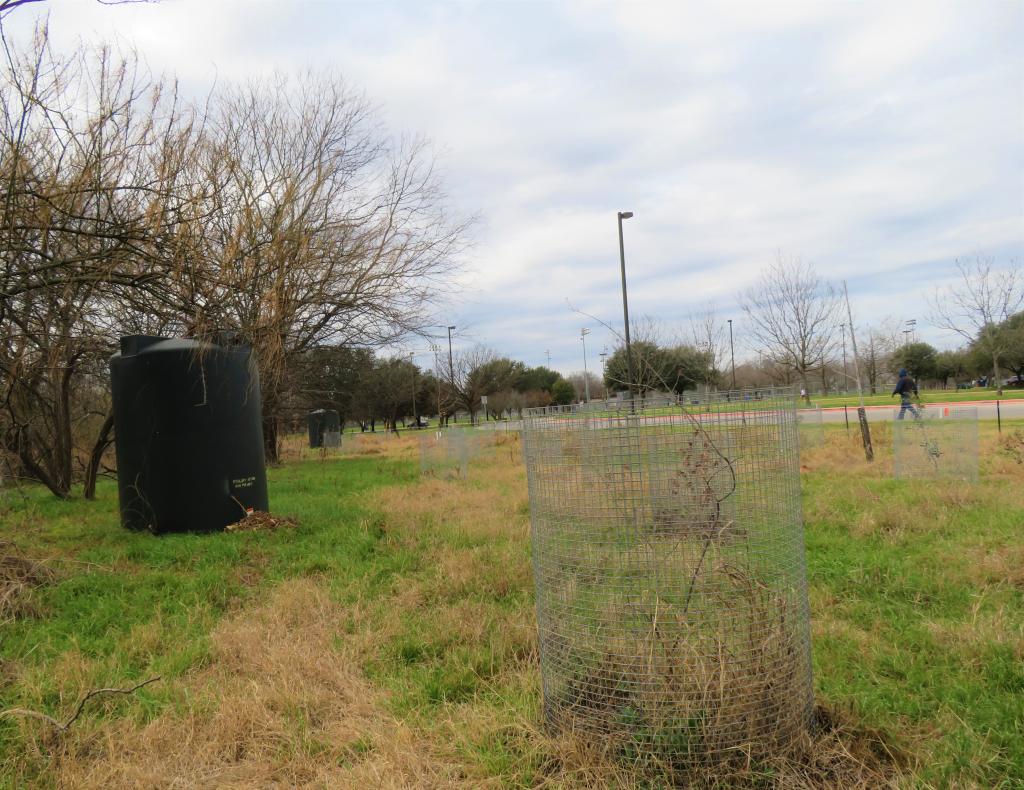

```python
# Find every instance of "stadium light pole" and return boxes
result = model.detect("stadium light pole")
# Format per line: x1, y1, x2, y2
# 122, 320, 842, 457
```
617, 211, 635, 401
580, 328, 591, 402
727, 318, 736, 390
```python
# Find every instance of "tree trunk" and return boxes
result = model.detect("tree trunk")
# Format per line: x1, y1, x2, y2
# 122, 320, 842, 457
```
993, 351, 1002, 396
262, 412, 280, 464
16, 428, 71, 499
83, 411, 115, 500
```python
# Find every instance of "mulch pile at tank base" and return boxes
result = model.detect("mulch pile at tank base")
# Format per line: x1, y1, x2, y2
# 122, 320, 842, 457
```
226, 512, 299, 533
1, 540, 56, 621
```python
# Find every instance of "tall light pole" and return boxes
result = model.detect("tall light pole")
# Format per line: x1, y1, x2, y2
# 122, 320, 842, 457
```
580, 328, 591, 402
905, 318, 917, 344
617, 211, 635, 400
727, 318, 736, 390
839, 323, 848, 392
446, 325, 456, 425
545, 349, 551, 367
431, 343, 441, 421
408, 351, 418, 428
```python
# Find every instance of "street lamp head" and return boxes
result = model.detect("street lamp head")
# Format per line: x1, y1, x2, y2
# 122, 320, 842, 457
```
618, 211, 634, 220
447, 325, 456, 330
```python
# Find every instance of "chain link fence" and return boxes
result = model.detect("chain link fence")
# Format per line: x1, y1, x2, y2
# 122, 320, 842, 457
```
893, 405, 979, 482
521, 389, 813, 764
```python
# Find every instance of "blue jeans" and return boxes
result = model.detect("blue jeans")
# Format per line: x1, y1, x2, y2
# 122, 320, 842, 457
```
896, 398, 919, 420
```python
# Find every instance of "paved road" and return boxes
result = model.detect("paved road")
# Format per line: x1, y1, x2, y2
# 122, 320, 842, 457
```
810, 399, 1024, 424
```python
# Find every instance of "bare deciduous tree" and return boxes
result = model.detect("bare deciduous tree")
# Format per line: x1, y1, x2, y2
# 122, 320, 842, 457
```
739, 255, 838, 403
0, 26, 196, 496
0, 0, 158, 18
687, 303, 729, 375
447, 345, 496, 423
1, 24, 470, 495
929, 256, 1023, 396
149, 73, 469, 460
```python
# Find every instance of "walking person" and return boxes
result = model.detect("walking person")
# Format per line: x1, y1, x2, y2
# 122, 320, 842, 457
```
892, 368, 920, 420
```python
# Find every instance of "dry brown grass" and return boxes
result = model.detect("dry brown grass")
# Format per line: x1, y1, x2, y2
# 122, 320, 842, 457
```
1, 539, 55, 623
44, 579, 477, 789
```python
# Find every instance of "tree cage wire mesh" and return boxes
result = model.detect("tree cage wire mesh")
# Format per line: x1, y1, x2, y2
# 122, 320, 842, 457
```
419, 428, 488, 478
797, 406, 824, 449
520, 388, 813, 764
893, 405, 979, 482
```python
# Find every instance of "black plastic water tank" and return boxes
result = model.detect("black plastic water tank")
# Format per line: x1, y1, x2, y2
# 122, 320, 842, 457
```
307, 409, 341, 448
109, 335, 269, 533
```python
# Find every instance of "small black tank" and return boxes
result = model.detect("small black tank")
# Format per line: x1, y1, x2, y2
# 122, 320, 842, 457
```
109, 335, 269, 533
307, 409, 341, 448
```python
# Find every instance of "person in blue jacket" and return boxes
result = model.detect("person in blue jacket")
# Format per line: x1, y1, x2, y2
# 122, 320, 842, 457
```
892, 368, 920, 420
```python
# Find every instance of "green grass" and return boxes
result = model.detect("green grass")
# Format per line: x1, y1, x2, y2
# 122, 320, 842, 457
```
1, 427, 1022, 786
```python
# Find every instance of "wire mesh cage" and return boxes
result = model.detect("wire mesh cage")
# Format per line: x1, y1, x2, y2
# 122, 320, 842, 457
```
520, 389, 813, 764
344, 430, 395, 455
419, 428, 487, 478
797, 406, 824, 449
893, 405, 979, 482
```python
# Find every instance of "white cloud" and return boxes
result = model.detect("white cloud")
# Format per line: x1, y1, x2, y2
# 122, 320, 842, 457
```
5, 0, 1021, 370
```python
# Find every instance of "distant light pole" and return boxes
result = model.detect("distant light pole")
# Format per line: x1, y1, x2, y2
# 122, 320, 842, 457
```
446, 325, 456, 424
580, 328, 591, 402
839, 323, 849, 392
617, 211, 635, 400
430, 343, 442, 420
905, 318, 917, 344
546, 349, 551, 367
599, 348, 608, 399
727, 318, 736, 390
408, 351, 418, 428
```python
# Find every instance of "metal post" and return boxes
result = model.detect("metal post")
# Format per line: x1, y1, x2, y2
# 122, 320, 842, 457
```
581, 327, 591, 403
728, 318, 736, 390
997, 399, 1002, 433
842, 281, 873, 462
617, 211, 635, 402
844, 404, 849, 432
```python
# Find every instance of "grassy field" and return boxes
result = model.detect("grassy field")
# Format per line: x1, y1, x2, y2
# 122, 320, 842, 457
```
1, 424, 1022, 787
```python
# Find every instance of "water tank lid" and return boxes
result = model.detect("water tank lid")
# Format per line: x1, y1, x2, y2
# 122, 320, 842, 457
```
120, 335, 167, 356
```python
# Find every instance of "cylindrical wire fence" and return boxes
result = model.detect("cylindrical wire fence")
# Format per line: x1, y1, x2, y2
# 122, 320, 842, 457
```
521, 388, 813, 764
419, 428, 492, 478
893, 405, 979, 482
797, 406, 824, 449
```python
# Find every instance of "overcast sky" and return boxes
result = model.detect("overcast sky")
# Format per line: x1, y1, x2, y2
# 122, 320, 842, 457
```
8, 0, 1023, 374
